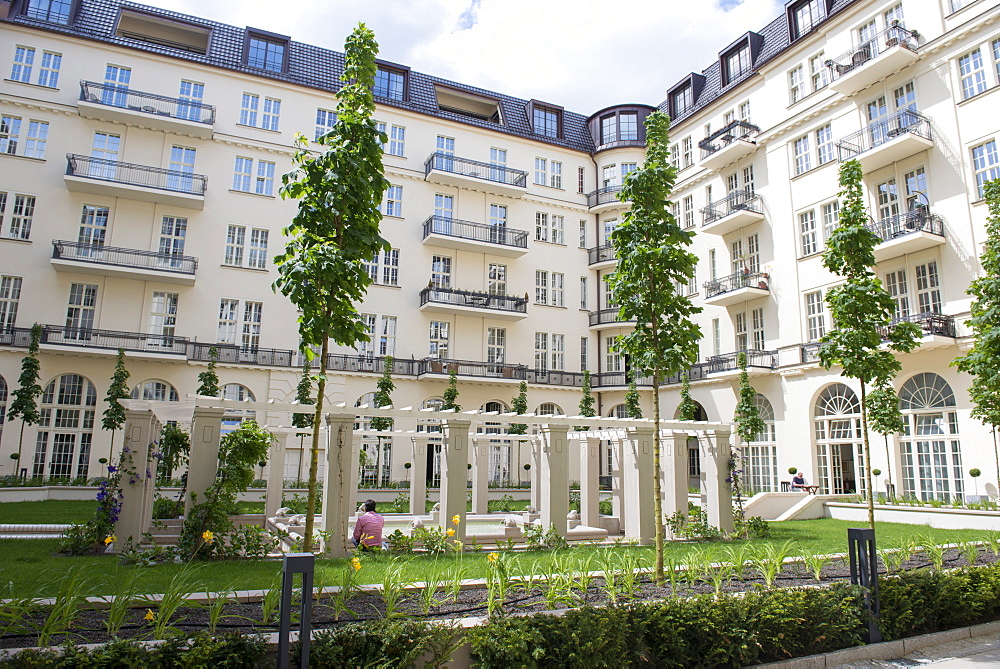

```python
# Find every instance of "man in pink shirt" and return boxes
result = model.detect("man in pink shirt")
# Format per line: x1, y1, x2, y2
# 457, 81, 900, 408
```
352, 499, 384, 550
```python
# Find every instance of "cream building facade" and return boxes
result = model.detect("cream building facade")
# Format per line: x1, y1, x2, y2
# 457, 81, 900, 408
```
0, 0, 997, 502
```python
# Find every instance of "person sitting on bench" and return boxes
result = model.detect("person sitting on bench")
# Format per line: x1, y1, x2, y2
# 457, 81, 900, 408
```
791, 470, 808, 491
352, 499, 384, 550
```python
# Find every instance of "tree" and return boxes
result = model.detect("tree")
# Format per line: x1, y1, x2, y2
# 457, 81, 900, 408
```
369, 356, 395, 487
625, 381, 643, 419
819, 159, 921, 529
732, 352, 764, 523
158, 423, 190, 482
102, 348, 130, 463
196, 346, 220, 397
867, 381, 905, 499
606, 111, 701, 581
509, 381, 528, 435
8, 323, 43, 472
292, 361, 315, 483
576, 370, 596, 431
442, 368, 461, 412
954, 179, 1000, 500
677, 373, 698, 421
272, 24, 389, 552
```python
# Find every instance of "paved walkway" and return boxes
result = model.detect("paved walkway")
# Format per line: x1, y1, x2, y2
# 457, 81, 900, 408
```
831, 633, 1000, 667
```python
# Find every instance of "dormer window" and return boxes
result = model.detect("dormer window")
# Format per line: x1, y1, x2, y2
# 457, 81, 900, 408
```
374, 65, 406, 101
115, 10, 210, 55
245, 31, 288, 73
724, 44, 752, 84
527, 100, 563, 139
620, 112, 638, 141
671, 85, 693, 117
600, 115, 616, 144
434, 85, 500, 123
24, 0, 73, 24
788, 0, 829, 40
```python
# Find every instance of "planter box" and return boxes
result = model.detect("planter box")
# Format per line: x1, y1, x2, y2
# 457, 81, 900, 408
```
825, 501, 1000, 531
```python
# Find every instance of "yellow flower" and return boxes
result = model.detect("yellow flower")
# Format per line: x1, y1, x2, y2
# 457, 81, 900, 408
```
202, 530, 214, 544
446, 528, 455, 537
452, 514, 461, 525
144, 609, 155, 621
351, 557, 362, 572
104, 535, 116, 546
487, 552, 499, 563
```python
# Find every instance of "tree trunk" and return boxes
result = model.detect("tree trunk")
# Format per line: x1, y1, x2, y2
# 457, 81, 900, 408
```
883, 434, 893, 501
652, 367, 664, 582
16, 420, 26, 475
860, 382, 875, 530
297, 434, 304, 483
302, 336, 329, 553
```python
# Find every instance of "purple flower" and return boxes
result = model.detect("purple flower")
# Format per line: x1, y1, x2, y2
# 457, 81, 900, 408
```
107, 465, 118, 474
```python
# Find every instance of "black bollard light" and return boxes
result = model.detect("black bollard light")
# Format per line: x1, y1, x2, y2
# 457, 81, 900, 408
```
277, 552, 315, 668
847, 528, 882, 644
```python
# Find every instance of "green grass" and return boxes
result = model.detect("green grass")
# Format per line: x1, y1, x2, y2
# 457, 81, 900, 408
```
0, 500, 99, 524
0, 518, 987, 599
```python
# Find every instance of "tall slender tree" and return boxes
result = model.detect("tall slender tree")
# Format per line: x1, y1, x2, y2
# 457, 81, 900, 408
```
576, 370, 596, 431
732, 352, 764, 523
867, 381, 905, 499
292, 361, 315, 483
677, 373, 698, 421
196, 346, 221, 397
273, 25, 389, 551
819, 159, 920, 529
369, 356, 395, 486
102, 348, 130, 463
625, 381, 643, 419
442, 368, 461, 412
606, 111, 701, 580
8, 323, 42, 472
954, 179, 1000, 498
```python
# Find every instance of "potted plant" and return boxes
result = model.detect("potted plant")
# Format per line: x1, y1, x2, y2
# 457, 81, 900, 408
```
970, 467, 982, 497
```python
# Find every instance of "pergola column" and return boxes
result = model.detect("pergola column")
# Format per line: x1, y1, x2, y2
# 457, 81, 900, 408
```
408, 436, 430, 516
704, 429, 734, 533
529, 439, 542, 510
471, 437, 490, 514
539, 424, 570, 536
265, 431, 291, 519
184, 406, 225, 515
621, 426, 656, 544
611, 435, 626, 531
664, 432, 689, 520
579, 435, 601, 527
321, 414, 355, 557
111, 409, 157, 550
440, 419, 471, 540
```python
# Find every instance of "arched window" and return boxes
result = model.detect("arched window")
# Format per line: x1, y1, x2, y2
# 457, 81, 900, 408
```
480, 401, 510, 484
36, 374, 97, 479
131, 380, 180, 402
744, 394, 778, 492
221, 384, 255, 434
813, 383, 864, 495
898, 373, 963, 501
536, 403, 562, 416
608, 404, 628, 418
417, 397, 444, 487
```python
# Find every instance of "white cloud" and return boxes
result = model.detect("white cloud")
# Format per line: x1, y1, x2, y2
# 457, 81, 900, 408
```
133, 0, 785, 113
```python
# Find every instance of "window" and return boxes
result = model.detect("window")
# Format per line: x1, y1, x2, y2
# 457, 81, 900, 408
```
822, 201, 840, 242
876, 178, 900, 220
810, 53, 828, 91
884, 3, 905, 27
751, 307, 765, 350
387, 124, 404, 156
487, 327, 506, 367
488, 263, 507, 295
223, 225, 268, 269
1, 192, 36, 240
578, 166, 585, 193
167, 145, 195, 191
551, 334, 565, 370
10, 46, 33, 83
0, 115, 48, 159
158, 216, 186, 265
712, 318, 721, 356
534, 158, 547, 186
551, 215, 565, 244
949, 0, 967, 11
725, 43, 752, 84
793, 135, 812, 175
600, 115, 616, 144
746, 395, 779, 492
580, 276, 588, 309
972, 140, 1000, 198
899, 373, 963, 501
248, 229, 268, 269
224, 225, 245, 266
885, 269, 910, 317
682, 195, 694, 229
231, 157, 275, 196
11, 46, 61, 87
177, 80, 204, 120
735, 311, 747, 351
261, 97, 280, 131
536, 212, 562, 242
78, 204, 107, 248
382, 185, 402, 217
217, 299, 262, 349
580, 336, 589, 371
800, 210, 818, 256
905, 167, 928, 210
240, 94, 280, 130
915, 261, 942, 313
374, 66, 405, 100
247, 34, 285, 72
66, 283, 97, 333
240, 94, 257, 126
550, 161, 562, 188
620, 112, 638, 140
431, 255, 451, 289
0, 275, 22, 330
681, 137, 693, 168
789, 65, 805, 103
805, 290, 826, 340
579, 220, 587, 248
534, 332, 549, 370
790, 0, 824, 39
429, 320, 449, 358
534, 270, 564, 306
815, 124, 834, 165
315, 108, 337, 141
25, 0, 73, 24
532, 106, 559, 138
148, 292, 178, 344
670, 84, 693, 117
534, 270, 547, 304
605, 335, 622, 372
739, 101, 751, 122
959, 49, 987, 100
35, 374, 97, 480
366, 249, 399, 286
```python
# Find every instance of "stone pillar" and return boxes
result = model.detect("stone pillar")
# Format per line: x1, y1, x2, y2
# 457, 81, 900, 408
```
440, 420, 471, 541
664, 432, 689, 520
704, 429, 734, 533
539, 424, 570, 536
321, 414, 354, 557
529, 439, 542, 509
111, 409, 156, 550
185, 406, 225, 515
265, 431, 291, 519
621, 426, 656, 544
471, 437, 490, 515
610, 435, 626, 531
408, 436, 429, 517
579, 435, 601, 527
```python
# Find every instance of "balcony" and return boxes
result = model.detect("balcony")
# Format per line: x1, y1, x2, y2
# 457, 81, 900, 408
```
702, 349, 778, 380
77, 81, 216, 139
800, 343, 822, 365
38, 325, 188, 359
592, 372, 656, 389
703, 271, 770, 307
325, 354, 419, 376
64, 154, 207, 210
424, 153, 528, 198
588, 308, 636, 330
700, 191, 765, 236
586, 186, 627, 213
189, 343, 295, 368
50, 241, 198, 285
587, 244, 616, 269
524, 369, 587, 387
827, 25, 920, 97
879, 312, 957, 351
836, 109, 933, 172
419, 286, 528, 320
421, 215, 528, 257
867, 208, 945, 261
698, 120, 761, 171
417, 358, 527, 382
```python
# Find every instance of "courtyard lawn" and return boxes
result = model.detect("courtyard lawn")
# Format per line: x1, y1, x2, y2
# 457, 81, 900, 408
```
0, 518, 988, 599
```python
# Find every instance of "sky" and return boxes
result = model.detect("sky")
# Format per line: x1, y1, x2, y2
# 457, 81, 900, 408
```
138, 0, 786, 114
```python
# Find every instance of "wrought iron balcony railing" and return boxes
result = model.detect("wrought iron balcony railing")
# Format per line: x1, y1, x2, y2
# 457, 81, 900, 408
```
79, 80, 216, 124
66, 154, 208, 196
424, 152, 528, 188
704, 349, 778, 373
41, 325, 189, 355
704, 271, 770, 298
422, 215, 528, 248
701, 190, 763, 226
867, 208, 944, 243
825, 24, 918, 81
417, 358, 528, 379
879, 312, 957, 340
588, 308, 635, 327
801, 343, 822, 364
420, 286, 528, 314
189, 343, 295, 368
592, 371, 656, 388
586, 185, 625, 208
698, 120, 760, 159
588, 244, 615, 265
52, 240, 198, 275
524, 369, 587, 387
836, 109, 932, 162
